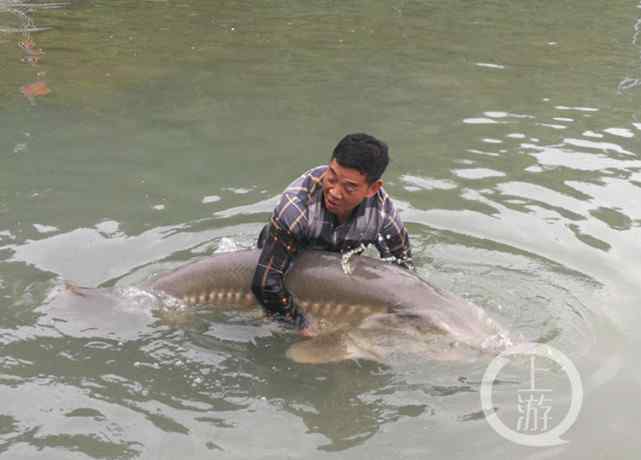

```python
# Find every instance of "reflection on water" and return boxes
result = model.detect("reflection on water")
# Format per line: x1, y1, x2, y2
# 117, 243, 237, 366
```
409, 94, 641, 295
617, 1, 641, 95
1, 0, 68, 104
0, 1, 56, 34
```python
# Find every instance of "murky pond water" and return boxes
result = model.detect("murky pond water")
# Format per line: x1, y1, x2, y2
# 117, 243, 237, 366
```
2, 0, 641, 458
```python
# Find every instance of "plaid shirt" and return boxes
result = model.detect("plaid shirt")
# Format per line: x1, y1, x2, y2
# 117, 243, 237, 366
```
251, 165, 412, 319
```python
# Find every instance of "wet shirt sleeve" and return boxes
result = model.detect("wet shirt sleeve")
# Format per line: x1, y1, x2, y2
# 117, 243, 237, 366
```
251, 191, 308, 319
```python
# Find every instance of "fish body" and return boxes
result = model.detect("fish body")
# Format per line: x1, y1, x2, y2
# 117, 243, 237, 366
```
147, 250, 510, 362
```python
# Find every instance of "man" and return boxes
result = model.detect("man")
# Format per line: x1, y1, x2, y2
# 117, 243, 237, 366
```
251, 133, 413, 335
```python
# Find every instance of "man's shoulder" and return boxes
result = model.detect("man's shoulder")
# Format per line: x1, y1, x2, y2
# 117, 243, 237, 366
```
370, 186, 395, 210
281, 165, 326, 200
285, 165, 327, 191
273, 165, 326, 233
365, 187, 406, 227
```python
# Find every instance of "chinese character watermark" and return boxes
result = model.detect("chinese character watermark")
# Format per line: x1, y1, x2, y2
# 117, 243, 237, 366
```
516, 356, 554, 433
480, 343, 583, 447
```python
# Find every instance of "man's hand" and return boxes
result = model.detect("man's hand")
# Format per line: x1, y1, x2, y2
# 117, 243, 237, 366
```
271, 310, 318, 337
293, 311, 318, 337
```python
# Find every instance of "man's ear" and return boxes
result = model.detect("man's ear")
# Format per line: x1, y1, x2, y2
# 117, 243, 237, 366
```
366, 179, 383, 198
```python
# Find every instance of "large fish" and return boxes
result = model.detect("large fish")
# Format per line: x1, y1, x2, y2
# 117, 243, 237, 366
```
143, 250, 512, 363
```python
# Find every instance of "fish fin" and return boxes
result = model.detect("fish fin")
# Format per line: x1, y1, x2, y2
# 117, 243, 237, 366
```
286, 330, 378, 364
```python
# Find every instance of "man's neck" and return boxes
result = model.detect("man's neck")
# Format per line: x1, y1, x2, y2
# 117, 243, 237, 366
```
334, 211, 350, 225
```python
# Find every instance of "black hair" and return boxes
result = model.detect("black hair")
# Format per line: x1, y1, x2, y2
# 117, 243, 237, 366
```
331, 133, 389, 184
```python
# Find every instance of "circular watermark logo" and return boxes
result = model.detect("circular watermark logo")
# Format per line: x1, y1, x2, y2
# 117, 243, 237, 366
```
480, 343, 583, 447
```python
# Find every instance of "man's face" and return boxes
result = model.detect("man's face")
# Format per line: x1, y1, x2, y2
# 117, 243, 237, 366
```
322, 159, 382, 221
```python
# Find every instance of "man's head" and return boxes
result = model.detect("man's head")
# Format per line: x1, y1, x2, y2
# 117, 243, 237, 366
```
322, 133, 389, 222
332, 133, 389, 184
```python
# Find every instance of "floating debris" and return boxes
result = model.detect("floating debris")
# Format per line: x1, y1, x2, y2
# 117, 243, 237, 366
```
20, 80, 50, 104
18, 37, 44, 63
18, 38, 44, 55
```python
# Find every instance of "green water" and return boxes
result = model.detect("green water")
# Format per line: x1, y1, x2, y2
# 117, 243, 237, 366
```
2, 0, 641, 458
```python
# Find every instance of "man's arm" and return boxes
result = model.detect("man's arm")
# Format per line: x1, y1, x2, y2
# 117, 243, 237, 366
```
251, 216, 307, 326
251, 167, 324, 331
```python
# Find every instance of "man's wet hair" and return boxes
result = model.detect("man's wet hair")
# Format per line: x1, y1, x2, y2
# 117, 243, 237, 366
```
331, 133, 389, 184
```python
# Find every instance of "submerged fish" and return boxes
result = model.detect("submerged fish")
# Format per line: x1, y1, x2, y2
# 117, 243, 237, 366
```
145, 250, 512, 363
